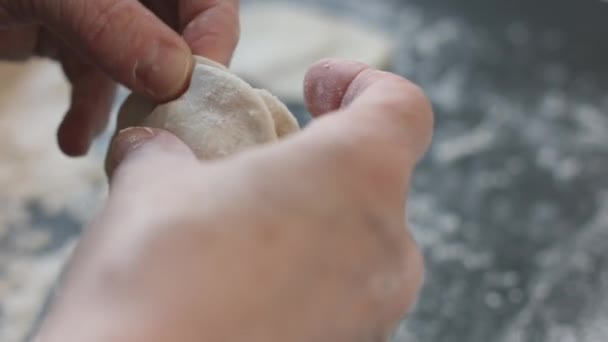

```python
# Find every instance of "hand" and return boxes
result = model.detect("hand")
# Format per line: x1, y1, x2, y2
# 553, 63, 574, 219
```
36, 59, 433, 342
0, 0, 239, 156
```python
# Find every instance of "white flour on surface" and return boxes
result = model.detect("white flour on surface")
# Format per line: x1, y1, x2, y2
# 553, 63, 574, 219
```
0, 60, 106, 342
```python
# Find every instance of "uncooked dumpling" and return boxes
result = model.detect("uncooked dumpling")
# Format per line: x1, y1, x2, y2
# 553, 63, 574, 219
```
116, 56, 300, 160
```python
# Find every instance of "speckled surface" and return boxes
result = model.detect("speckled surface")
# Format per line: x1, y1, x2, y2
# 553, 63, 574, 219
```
1, 0, 608, 341
387, 1, 608, 341
0, 60, 108, 342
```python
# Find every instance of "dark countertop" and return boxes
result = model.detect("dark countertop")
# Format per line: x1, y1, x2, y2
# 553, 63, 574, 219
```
382, 0, 608, 341
284, 0, 608, 341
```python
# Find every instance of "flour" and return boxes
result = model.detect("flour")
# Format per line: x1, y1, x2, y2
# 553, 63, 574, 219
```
0, 59, 106, 342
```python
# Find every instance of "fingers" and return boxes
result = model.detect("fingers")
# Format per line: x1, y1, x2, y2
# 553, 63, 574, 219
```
304, 60, 369, 117
7, 0, 194, 102
144, 0, 179, 29
105, 127, 197, 181
300, 61, 430, 317
0, 26, 39, 60
300, 58, 434, 195
179, 0, 240, 65
304, 58, 434, 163
58, 56, 116, 156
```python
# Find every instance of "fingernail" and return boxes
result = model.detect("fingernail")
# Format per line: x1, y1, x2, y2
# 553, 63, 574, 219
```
105, 127, 157, 178
135, 40, 194, 102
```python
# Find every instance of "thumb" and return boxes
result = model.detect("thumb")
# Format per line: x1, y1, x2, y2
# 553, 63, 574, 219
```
304, 59, 434, 166
105, 127, 197, 182
301, 59, 434, 198
7, 0, 194, 101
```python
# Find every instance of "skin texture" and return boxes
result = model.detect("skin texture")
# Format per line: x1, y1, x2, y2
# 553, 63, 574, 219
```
1, 1, 436, 340
36, 59, 434, 342
0, 0, 239, 156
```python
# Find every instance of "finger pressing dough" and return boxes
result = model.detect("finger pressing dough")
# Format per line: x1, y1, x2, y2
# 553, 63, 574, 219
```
116, 56, 300, 160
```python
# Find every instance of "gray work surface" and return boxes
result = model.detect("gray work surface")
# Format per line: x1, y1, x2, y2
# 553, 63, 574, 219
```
251, 1, 608, 341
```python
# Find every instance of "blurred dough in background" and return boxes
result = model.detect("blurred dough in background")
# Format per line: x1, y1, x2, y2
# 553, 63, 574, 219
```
0, 60, 106, 342
232, 2, 394, 103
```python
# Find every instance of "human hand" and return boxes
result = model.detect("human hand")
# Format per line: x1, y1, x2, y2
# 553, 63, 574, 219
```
0, 0, 239, 156
37, 59, 433, 342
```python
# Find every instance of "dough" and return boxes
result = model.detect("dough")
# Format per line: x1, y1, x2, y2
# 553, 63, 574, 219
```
116, 56, 300, 160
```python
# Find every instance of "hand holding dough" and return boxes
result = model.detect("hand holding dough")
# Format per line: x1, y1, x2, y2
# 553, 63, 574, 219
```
116, 56, 300, 160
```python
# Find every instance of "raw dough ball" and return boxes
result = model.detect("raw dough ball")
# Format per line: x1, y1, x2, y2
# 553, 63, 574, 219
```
116, 56, 300, 160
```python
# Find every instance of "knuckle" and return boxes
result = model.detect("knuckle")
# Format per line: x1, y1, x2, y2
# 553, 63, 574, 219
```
2, 0, 35, 20
406, 82, 434, 134
390, 77, 434, 129
377, 77, 435, 159
81, 0, 131, 45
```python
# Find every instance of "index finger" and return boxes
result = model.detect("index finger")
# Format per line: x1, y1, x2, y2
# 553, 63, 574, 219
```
3, 0, 194, 102
179, 0, 240, 65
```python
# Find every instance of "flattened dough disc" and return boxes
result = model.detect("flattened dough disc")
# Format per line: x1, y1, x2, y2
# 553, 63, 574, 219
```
117, 56, 300, 160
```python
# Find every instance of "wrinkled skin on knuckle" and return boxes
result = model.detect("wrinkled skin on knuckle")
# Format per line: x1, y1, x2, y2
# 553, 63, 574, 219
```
80, 0, 137, 56
81, 0, 125, 41
404, 81, 434, 136
0, 0, 34, 21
